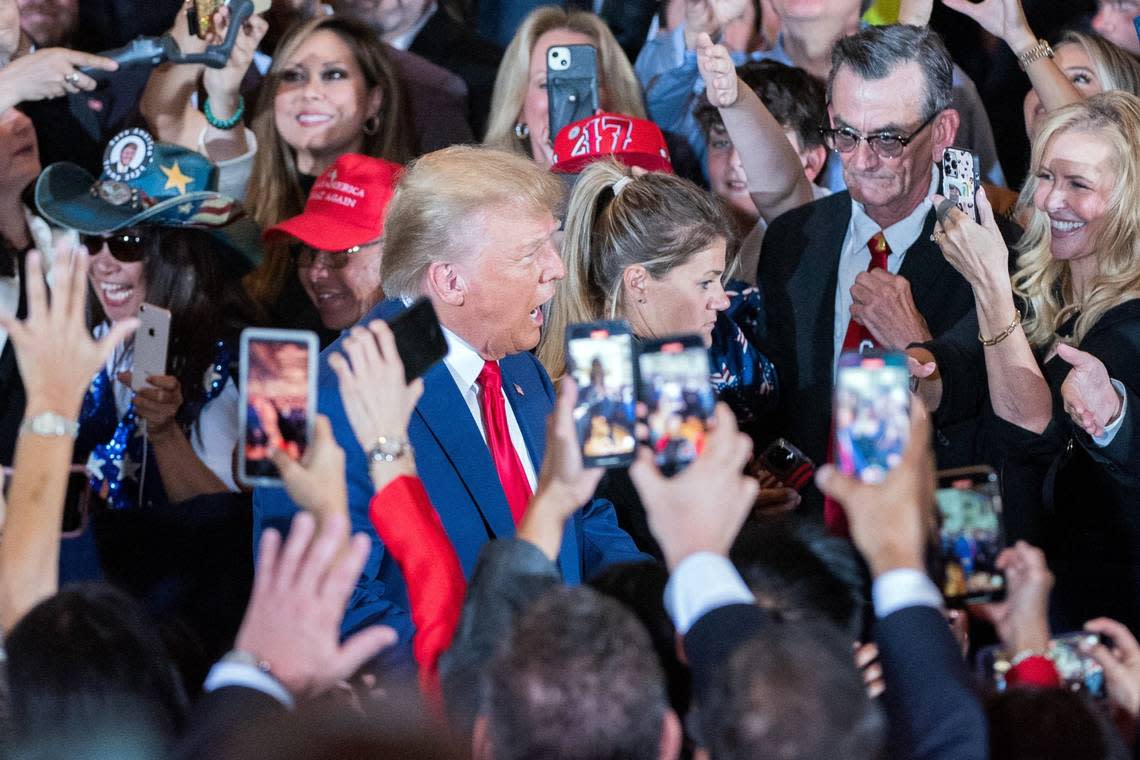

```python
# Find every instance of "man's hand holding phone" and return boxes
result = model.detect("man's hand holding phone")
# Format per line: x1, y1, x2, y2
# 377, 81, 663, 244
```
816, 403, 936, 578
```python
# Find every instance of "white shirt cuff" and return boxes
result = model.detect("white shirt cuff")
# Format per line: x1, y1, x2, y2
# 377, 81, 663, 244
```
203, 660, 294, 709
664, 552, 755, 635
872, 568, 943, 619
1092, 379, 1128, 447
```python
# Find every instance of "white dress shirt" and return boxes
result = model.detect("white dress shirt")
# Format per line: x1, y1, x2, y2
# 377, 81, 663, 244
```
389, 2, 437, 50
664, 551, 943, 635
833, 167, 941, 374
440, 327, 539, 491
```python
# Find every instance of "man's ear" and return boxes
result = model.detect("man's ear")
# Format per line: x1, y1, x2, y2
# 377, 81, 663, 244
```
658, 709, 683, 760
930, 108, 961, 164
472, 714, 493, 760
801, 144, 828, 184
425, 261, 466, 307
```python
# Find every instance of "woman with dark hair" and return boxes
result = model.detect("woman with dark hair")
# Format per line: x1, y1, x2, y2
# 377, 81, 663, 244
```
34, 130, 255, 510
4, 583, 189, 756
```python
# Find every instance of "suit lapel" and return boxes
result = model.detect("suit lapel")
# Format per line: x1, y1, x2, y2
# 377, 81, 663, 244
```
414, 363, 517, 540
500, 354, 547, 471
897, 209, 943, 306
807, 195, 851, 381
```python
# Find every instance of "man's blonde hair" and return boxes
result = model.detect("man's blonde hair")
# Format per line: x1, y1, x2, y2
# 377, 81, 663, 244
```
381, 146, 565, 299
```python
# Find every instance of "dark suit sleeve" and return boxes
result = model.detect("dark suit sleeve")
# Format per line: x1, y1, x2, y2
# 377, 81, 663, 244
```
578, 496, 653, 579
172, 686, 288, 760
438, 538, 562, 734
682, 603, 771, 707
875, 606, 987, 760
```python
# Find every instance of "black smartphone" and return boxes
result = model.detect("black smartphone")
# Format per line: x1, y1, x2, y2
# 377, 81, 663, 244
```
833, 350, 910, 484
935, 466, 1006, 606
942, 147, 982, 223
238, 328, 318, 487
638, 335, 716, 476
565, 320, 638, 468
387, 297, 449, 383
3, 464, 90, 535
547, 44, 600, 142
756, 438, 815, 491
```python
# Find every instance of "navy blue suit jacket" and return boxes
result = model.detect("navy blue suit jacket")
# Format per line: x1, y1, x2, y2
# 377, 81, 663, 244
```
253, 299, 644, 645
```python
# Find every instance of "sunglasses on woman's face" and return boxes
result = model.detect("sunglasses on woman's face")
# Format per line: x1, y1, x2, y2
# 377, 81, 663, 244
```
80, 231, 148, 262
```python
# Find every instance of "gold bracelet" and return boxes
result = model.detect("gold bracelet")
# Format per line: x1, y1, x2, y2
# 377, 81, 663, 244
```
978, 309, 1022, 347
1017, 39, 1054, 71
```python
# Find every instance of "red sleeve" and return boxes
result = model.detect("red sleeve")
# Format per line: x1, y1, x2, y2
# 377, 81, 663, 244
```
368, 475, 466, 697
1006, 655, 1062, 689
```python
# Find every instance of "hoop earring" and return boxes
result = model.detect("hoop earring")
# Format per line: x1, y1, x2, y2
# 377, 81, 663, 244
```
363, 115, 380, 136
514, 122, 529, 140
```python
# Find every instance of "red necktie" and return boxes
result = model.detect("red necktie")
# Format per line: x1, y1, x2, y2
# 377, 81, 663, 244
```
826, 232, 892, 536
477, 360, 533, 525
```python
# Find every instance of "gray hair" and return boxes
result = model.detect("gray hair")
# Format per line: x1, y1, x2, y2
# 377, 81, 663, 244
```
828, 24, 954, 121
380, 145, 564, 299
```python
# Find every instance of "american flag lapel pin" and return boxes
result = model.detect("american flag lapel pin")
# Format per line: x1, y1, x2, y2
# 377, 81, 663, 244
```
514, 383, 525, 397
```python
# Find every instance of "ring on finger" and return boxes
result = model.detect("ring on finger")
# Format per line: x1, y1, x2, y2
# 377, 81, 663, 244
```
64, 72, 81, 86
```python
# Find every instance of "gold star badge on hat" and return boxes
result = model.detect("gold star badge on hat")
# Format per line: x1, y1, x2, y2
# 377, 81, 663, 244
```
161, 161, 193, 194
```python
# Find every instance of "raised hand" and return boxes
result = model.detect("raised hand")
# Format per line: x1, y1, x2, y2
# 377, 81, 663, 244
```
1057, 343, 1123, 438
0, 245, 137, 420
696, 32, 739, 108
629, 403, 758, 569
517, 378, 605, 560
1084, 617, 1140, 718
931, 187, 1009, 292
234, 511, 397, 699
271, 415, 349, 525
815, 403, 935, 578
973, 541, 1053, 654
328, 320, 424, 454
941, 0, 1036, 53
202, 7, 269, 121
0, 47, 117, 107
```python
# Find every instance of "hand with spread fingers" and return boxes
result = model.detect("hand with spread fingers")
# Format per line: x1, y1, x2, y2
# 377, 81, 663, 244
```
0, 244, 137, 420
1056, 343, 1124, 438
234, 511, 398, 699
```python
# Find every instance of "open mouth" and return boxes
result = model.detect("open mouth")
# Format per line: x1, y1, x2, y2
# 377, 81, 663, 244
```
99, 282, 134, 308
297, 113, 333, 126
1050, 218, 1086, 234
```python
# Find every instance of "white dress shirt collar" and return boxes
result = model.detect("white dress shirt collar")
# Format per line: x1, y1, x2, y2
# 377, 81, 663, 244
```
389, 2, 437, 50
441, 325, 486, 392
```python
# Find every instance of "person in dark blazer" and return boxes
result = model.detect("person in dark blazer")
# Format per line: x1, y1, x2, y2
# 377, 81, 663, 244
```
754, 25, 987, 518
925, 91, 1140, 632
253, 146, 644, 651
334, 0, 502, 138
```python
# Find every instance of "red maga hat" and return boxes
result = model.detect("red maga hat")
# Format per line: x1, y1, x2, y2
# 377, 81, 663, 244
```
264, 153, 402, 250
551, 112, 673, 175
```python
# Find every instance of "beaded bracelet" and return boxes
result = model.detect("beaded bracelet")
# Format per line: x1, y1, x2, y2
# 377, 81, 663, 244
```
204, 95, 245, 130
979, 309, 1022, 347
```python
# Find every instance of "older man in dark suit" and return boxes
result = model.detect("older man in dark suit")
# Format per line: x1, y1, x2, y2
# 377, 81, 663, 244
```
755, 24, 983, 522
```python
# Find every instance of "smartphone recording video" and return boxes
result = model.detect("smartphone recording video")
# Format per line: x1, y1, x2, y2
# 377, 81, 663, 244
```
979, 632, 1107, 699
833, 351, 910, 484
565, 321, 637, 468
638, 335, 715, 476
935, 466, 1006, 606
239, 329, 318, 487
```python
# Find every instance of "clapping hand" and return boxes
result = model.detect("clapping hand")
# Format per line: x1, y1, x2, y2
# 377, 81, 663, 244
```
1057, 343, 1124, 438
234, 511, 397, 699
630, 403, 758, 569
0, 244, 137, 420
696, 32, 738, 107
